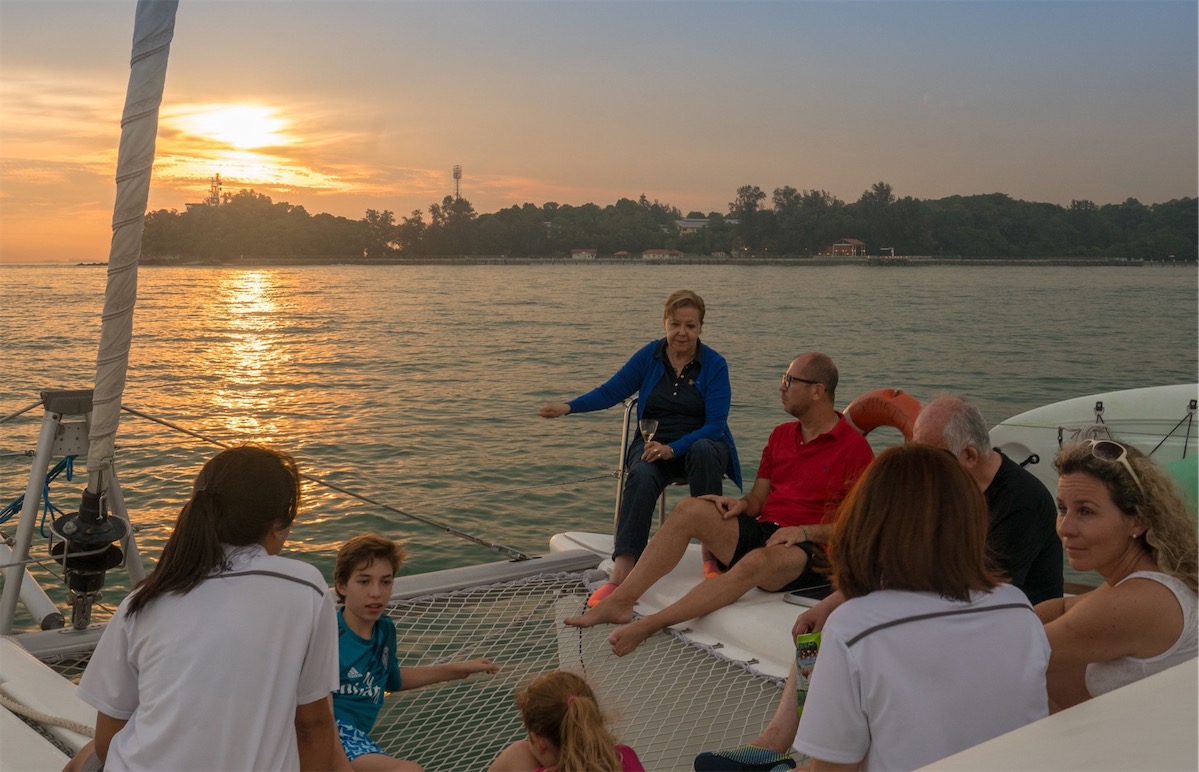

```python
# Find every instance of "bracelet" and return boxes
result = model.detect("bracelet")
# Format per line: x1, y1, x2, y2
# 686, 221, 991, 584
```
801, 526, 809, 543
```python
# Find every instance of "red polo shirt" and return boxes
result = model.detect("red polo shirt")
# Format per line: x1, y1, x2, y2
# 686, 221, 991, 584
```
756, 414, 874, 528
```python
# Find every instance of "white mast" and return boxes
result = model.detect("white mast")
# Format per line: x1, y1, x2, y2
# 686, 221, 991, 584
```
88, 0, 179, 492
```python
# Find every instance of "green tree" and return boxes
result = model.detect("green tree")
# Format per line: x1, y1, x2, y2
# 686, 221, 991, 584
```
361, 209, 397, 258
729, 185, 769, 252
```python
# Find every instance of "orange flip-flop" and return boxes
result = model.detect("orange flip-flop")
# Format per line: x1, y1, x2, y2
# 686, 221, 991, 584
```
587, 581, 619, 607
702, 559, 725, 580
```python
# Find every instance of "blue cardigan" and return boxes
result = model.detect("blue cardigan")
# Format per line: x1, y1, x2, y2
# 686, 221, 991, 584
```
567, 339, 742, 489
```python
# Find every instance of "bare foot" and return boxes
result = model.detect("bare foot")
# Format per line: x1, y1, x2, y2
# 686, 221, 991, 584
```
563, 598, 636, 628
608, 618, 656, 656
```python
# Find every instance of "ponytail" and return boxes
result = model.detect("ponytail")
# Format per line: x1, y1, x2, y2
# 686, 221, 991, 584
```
517, 671, 621, 772
558, 692, 621, 772
127, 445, 300, 616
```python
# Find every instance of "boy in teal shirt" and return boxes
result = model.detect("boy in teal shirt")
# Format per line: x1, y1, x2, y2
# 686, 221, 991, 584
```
332, 534, 498, 770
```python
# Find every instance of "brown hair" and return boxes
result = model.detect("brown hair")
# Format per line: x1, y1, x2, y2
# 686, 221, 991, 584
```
1055, 440, 1198, 592
333, 533, 408, 602
663, 289, 705, 323
516, 671, 622, 772
128, 445, 301, 615
830, 444, 1000, 601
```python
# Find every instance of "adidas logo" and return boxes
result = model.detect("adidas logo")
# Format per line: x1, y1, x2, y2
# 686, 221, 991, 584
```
347, 666, 362, 679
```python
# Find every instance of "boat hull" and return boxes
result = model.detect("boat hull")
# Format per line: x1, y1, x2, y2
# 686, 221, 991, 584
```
989, 383, 1198, 496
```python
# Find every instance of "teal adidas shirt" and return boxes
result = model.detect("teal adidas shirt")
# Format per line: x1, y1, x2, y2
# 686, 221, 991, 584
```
332, 608, 403, 732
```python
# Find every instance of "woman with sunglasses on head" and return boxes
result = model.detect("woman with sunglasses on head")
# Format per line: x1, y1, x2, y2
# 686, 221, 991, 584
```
1037, 439, 1198, 711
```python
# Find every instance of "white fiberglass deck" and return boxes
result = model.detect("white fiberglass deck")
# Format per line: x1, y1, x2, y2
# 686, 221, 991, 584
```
550, 531, 813, 680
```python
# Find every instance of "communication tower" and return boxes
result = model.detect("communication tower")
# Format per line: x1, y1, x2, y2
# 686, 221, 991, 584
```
453, 165, 462, 200
202, 173, 222, 207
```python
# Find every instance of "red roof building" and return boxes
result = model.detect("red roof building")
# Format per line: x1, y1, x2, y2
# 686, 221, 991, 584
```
828, 238, 867, 257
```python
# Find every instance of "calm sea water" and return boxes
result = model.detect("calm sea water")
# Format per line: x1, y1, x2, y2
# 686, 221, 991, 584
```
2, 262, 1196, 624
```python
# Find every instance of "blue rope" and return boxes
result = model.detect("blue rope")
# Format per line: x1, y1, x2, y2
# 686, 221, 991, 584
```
0, 456, 76, 534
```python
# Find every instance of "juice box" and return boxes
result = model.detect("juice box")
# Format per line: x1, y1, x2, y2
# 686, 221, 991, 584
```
795, 631, 821, 720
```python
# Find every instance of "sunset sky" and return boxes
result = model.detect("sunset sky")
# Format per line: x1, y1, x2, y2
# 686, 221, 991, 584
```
2, 0, 1196, 263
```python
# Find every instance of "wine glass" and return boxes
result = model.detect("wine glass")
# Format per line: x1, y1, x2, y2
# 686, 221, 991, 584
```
638, 418, 658, 443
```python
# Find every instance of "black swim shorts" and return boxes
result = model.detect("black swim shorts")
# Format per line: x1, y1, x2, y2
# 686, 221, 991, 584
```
714, 516, 829, 593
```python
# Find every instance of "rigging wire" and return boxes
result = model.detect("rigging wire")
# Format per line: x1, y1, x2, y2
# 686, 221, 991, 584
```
4, 401, 618, 563
1148, 402, 1196, 458
0, 400, 44, 425
118, 404, 552, 560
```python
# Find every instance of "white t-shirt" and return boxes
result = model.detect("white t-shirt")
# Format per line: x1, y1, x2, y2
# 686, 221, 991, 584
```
1085, 570, 1198, 697
793, 583, 1049, 771
77, 543, 339, 771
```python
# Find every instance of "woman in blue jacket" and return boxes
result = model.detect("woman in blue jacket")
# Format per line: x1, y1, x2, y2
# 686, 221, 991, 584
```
540, 289, 740, 605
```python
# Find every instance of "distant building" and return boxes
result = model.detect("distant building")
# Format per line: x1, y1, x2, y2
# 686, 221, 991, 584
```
827, 238, 867, 257
613, 250, 632, 258
675, 218, 710, 235
571, 248, 598, 260
675, 217, 739, 235
642, 249, 684, 262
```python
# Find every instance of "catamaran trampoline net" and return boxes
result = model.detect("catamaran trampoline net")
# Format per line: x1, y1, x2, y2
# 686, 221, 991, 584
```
38, 571, 786, 770
373, 571, 786, 772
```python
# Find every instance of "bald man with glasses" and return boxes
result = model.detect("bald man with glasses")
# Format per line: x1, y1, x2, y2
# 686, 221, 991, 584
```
565, 352, 874, 657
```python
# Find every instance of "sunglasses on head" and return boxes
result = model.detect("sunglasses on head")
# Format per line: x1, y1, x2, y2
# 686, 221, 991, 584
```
1084, 439, 1146, 496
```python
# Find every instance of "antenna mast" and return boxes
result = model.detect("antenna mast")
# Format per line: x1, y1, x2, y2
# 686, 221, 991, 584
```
453, 165, 462, 200
203, 173, 222, 206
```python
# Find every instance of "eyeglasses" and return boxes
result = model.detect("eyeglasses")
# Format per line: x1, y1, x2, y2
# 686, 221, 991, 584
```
1085, 439, 1145, 495
782, 375, 821, 391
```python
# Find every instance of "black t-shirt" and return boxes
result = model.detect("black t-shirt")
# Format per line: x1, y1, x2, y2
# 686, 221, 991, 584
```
985, 452, 1064, 605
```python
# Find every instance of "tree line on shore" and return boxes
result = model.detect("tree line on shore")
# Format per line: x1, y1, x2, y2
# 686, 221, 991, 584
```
140, 183, 1198, 262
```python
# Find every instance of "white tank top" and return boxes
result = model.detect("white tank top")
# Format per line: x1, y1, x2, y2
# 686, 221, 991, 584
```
1085, 570, 1198, 697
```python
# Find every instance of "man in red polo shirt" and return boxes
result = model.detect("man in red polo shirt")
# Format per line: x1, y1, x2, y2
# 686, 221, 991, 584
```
565, 352, 874, 656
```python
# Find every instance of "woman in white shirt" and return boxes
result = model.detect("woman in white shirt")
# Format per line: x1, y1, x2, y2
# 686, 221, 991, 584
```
792, 444, 1050, 771
1036, 438, 1197, 710
75, 445, 341, 771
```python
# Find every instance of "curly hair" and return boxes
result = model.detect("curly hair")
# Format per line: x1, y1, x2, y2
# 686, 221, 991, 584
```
516, 670, 622, 772
1055, 440, 1198, 592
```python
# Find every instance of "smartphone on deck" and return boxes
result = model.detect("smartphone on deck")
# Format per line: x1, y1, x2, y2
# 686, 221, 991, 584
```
783, 583, 833, 606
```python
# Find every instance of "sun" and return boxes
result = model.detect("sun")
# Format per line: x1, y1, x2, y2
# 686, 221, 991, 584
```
155, 101, 352, 192
169, 104, 293, 150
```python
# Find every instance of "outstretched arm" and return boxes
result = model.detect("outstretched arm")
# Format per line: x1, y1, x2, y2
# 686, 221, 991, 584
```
399, 658, 500, 691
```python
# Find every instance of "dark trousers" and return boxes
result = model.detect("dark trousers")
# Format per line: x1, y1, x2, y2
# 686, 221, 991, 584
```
613, 437, 729, 560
